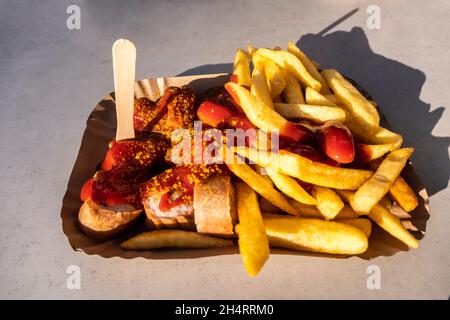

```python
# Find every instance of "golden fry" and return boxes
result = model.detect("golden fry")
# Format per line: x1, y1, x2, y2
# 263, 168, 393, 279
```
233, 147, 373, 190
322, 69, 380, 134
225, 82, 289, 133
357, 143, 400, 162
235, 182, 270, 276
312, 186, 345, 220
351, 148, 414, 213
347, 115, 403, 148
282, 70, 305, 104
226, 159, 298, 216
264, 59, 286, 98
121, 230, 233, 250
265, 166, 317, 205
287, 41, 331, 94
263, 214, 368, 255
274, 103, 346, 123
257, 48, 321, 90
368, 203, 419, 248
336, 190, 418, 248
305, 87, 337, 107
232, 48, 251, 87
389, 176, 419, 212
250, 67, 273, 108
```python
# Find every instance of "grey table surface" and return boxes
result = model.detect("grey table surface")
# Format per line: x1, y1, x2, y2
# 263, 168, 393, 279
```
0, 0, 449, 299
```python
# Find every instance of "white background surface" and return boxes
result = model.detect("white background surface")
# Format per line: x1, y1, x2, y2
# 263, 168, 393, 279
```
0, 0, 449, 299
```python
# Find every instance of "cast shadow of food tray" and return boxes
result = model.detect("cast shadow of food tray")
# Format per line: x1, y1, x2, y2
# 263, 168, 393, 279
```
60, 74, 429, 261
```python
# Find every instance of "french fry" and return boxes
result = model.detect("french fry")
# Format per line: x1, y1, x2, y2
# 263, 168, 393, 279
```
231, 48, 251, 87
233, 146, 373, 190
253, 164, 274, 186
263, 214, 368, 254
389, 176, 419, 212
226, 158, 298, 216
322, 69, 380, 135
224, 82, 289, 133
287, 41, 331, 94
235, 182, 270, 276
347, 115, 403, 148
312, 186, 345, 220
339, 218, 372, 237
265, 166, 317, 205
274, 103, 346, 123
356, 143, 401, 163
121, 230, 233, 250
250, 67, 273, 108
247, 44, 257, 57
368, 159, 417, 212
264, 59, 286, 98
289, 200, 359, 220
282, 70, 305, 104
251, 50, 265, 71
257, 48, 321, 90
305, 87, 337, 107
336, 190, 418, 248
350, 148, 414, 213
368, 203, 419, 248
311, 59, 321, 69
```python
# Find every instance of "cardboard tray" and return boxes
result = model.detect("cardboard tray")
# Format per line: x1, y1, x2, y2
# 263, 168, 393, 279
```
60, 73, 429, 260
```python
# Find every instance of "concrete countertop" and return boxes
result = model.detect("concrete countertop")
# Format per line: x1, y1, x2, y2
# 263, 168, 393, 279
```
0, 0, 449, 299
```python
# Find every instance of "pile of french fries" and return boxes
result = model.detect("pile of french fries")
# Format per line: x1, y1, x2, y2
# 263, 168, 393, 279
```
226, 42, 419, 276
121, 41, 420, 278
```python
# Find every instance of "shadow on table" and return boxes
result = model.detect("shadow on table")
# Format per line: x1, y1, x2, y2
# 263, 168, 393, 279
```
296, 26, 450, 197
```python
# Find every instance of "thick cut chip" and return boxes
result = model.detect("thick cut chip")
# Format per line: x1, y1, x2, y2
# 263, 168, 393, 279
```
389, 176, 419, 212
257, 48, 321, 90
322, 69, 380, 134
264, 59, 286, 98
250, 67, 273, 108
336, 190, 419, 248
305, 87, 337, 107
282, 70, 305, 104
265, 166, 317, 205
350, 148, 414, 213
263, 214, 368, 255
226, 159, 298, 216
225, 82, 289, 133
312, 186, 345, 220
346, 115, 403, 148
367, 204, 419, 248
289, 200, 358, 220
235, 182, 270, 276
121, 230, 233, 250
356, 143, 400, 163
233, 147, 373, 190
275, 103, 346, 123
287, 41, 331, 94
231, 48, 251, 87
